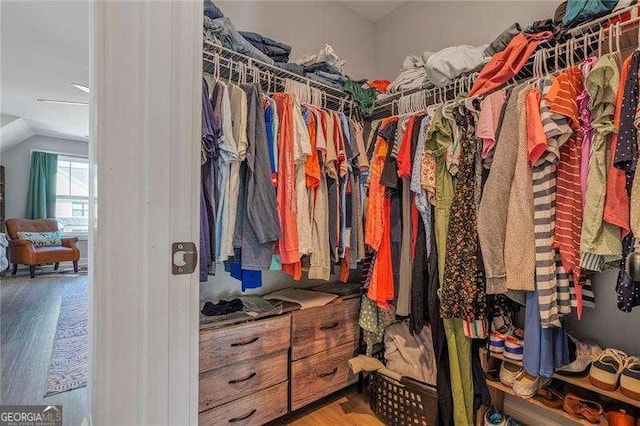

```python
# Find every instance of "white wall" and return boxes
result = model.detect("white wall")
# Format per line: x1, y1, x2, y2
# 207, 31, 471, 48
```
214, 1, 375, 79
374, 0, 559, 79
0, 135, 88, 260
564, 269, 640, 355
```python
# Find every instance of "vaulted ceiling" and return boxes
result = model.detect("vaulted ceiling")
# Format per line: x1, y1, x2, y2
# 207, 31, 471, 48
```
0, 1, 89, 150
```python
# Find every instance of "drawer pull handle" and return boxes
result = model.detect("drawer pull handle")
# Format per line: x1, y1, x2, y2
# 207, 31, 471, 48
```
228, 409, 256, 423
228, 372, 256, 384
230, 336, 259, 347
320, 322, 340, 331
318, 367, 338, 378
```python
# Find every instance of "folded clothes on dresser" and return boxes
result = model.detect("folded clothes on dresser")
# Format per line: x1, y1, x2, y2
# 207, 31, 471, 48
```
264, 288, 338, 309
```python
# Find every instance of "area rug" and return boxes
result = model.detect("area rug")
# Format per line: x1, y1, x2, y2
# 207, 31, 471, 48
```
44, 280, 88, 396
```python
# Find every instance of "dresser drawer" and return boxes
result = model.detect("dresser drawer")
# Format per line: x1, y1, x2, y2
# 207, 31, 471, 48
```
200, 315, 290, 373
291, 297, 359, 360
290, 341, 358, 410
199, 381, 288, 426
199, 351, 288, 412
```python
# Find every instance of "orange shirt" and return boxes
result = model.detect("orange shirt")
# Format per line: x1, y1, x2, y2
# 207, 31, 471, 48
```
397, 115, 416, 178
304, 110, 321, 189
526, 88, 547, 164
364, 117, 397, 251
604, 55, 631, 237
470, 31, 552, 97
273, 94, 300, 266
547, 67, 584, 278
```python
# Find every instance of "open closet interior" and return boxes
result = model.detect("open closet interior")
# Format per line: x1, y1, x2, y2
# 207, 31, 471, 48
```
198, 2, 640, 425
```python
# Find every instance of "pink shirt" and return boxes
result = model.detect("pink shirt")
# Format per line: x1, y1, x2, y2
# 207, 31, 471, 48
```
476, 89, 507, 158
578, 57, 597, 202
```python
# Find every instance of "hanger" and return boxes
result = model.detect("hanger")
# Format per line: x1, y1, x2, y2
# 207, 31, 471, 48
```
615, 21, 622, 59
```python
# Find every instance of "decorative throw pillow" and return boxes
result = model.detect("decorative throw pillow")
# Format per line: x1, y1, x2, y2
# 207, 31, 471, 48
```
17, 231, 62, 247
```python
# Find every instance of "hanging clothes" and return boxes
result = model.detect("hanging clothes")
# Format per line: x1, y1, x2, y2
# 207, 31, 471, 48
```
478, 84, 529, 294
441, 108, 485, 322
503, 86, 536, 293
528, 76, 573, 328
580, 53, 622, 276
234, 84, 282, 271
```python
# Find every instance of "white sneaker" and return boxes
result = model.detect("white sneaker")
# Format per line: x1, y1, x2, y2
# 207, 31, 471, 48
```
499, 361, 521, 387
512, 370, 551, 399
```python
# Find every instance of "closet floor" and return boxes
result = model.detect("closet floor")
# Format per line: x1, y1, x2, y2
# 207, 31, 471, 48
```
0, 270, 87, 426
266, 385, 383, 426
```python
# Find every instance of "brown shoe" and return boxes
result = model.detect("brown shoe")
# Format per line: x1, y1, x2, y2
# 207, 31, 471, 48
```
562, 393, 603, 424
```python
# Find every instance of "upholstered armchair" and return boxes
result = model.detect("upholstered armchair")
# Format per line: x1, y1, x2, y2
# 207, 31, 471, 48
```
5, 219, 80, 278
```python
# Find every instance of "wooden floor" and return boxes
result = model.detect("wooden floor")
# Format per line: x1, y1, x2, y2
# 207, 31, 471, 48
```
1, 268, 383, 426
267, 386, 384, 426
0, 267, 87, 426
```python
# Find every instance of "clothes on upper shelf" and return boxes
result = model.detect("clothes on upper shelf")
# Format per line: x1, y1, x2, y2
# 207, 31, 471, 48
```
562, 0, 619, 28
200, 77, 369, 288
239, 31, 292, 63
425, 44, 490, 88
203, 16, 275, 65
469, 31, 553, 97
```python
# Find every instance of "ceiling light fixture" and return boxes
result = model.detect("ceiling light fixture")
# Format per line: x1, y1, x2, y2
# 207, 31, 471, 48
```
71, 83, 90, 93
36, 99, 88, 106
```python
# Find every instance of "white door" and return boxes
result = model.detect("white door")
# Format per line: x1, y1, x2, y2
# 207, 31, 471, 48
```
90, 2, 202, 424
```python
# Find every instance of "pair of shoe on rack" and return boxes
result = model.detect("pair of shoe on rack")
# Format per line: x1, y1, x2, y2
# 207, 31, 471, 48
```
590, 348, 640, 400
489, 324, 524, 361
484, 407, 522, 426
499, 361, 551, 399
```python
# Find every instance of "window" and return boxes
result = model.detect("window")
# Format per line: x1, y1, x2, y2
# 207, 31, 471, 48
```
55, 155, 89, 234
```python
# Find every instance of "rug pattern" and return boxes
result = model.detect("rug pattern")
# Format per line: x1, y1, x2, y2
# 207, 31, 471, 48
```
44, 281, 87, 396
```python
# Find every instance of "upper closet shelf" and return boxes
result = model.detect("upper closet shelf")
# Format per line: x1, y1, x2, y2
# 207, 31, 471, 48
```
370, 4, 640, 119
203, 41, 359, 116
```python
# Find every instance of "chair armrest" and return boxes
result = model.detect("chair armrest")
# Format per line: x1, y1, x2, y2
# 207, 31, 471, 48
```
61, 237, 79, 249
9, 239, 35, 248
7, 239, 37, 264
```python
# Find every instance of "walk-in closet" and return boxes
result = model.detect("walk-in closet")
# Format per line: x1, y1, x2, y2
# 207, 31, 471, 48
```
197, 2, 640, 425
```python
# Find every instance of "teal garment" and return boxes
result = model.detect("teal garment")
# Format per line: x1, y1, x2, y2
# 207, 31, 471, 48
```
562, 0, 617, 27
26, 151, 58, 219
343, 79, 378, 116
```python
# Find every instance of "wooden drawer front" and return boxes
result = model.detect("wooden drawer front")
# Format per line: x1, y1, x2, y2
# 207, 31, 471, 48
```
200, 315, 290, 373
199, 351, 288, 412
291, 298, 359, 360
199, 381, 288, 426
291, 341, 358, 411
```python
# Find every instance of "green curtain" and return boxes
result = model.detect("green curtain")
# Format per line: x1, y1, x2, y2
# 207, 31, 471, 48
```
26, 151, 58, 219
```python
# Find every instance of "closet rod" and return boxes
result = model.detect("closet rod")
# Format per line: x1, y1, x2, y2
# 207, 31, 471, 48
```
371, 4, 640, 117
203, 41, 358, 115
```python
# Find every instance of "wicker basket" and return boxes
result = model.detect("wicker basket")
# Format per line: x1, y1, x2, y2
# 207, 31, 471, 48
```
368, 371, 439, 426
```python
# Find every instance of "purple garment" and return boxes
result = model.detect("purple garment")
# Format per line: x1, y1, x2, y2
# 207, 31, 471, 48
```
578, 57, 597, 202
200, 79, 218, 281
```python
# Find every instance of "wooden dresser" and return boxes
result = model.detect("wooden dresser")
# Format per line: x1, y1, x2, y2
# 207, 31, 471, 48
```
198, 294, 360, 425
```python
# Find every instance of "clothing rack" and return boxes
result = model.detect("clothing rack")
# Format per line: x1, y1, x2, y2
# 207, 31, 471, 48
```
370, 4, 640, 119
203, 41, 360, 118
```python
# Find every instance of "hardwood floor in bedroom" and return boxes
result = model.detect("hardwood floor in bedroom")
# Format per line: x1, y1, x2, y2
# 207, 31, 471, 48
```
0, 268, 87, 426
267, 385, 384, 426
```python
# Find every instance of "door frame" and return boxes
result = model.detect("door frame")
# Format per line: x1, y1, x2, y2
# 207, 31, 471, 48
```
89, 2, 202, 424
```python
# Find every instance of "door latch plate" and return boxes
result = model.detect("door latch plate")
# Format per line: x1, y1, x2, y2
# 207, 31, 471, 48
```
172, 242, 197, 275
